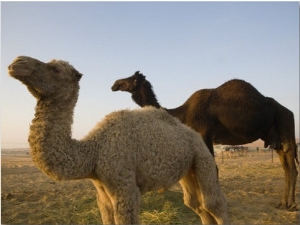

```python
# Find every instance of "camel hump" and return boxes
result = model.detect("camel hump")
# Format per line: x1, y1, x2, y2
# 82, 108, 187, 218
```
184, 79, 267, 110
216, 79, 266, 100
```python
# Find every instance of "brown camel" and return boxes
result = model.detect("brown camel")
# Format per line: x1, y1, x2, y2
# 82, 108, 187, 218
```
111, 71, 299, 211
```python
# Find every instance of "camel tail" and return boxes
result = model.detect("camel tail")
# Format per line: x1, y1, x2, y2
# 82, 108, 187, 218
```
295, 145, 299, 167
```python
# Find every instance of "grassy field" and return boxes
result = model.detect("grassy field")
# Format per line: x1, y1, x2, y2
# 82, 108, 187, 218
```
1, 149, 299, 224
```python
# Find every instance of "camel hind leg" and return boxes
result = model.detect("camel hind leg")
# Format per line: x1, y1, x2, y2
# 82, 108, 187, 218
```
276, 143, 298, 211
180, 170, 218, 224
194, 155, 229, 224
269, 98, 298, 211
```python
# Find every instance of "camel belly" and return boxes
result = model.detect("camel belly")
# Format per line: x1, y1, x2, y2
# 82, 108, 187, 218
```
211, 125, 264, 145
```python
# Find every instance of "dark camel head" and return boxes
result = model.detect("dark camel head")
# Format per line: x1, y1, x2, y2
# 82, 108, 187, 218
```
8, 56, 82, 101
111, 71, 146, 93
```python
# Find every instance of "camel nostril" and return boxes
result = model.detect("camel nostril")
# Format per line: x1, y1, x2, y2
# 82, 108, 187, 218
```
10, 57, 28, 67
111, 82, 121, 91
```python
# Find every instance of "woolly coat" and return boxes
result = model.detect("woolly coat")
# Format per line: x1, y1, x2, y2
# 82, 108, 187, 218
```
83, 106, 213, 194
9, 56, 229, 224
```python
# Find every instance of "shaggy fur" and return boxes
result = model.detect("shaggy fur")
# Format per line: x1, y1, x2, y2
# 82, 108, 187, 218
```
8, 56, 229, 225
112, 71, 299, 211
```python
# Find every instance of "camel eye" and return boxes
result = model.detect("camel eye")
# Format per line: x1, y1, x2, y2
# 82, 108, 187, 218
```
134, 78, 141, 88
52, 67, 60, 74
48, 65, 60, 74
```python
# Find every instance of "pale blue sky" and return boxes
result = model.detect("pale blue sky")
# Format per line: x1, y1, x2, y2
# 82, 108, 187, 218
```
1, 2, 299, 148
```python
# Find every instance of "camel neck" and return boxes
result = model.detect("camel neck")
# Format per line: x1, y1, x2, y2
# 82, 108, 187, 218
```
166, 105, 187, 124
132, 80, 161, 108
31, 98, 74, 138
28, 97, 95, 180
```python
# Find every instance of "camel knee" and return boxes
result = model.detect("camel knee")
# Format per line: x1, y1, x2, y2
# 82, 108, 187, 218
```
114, 202, 139, 224
203, 196, 227, 216
113, 189, 141, 224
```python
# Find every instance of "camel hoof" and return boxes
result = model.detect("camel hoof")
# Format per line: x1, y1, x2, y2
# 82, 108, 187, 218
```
287, 204, 298, 212
276, 203, 287, 210
276, 203, 299, 211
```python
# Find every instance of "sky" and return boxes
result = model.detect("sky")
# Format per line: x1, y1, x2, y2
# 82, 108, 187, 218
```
1, 2, 299, 149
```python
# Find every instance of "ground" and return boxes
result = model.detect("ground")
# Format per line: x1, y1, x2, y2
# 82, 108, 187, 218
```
1, 148, 299, 224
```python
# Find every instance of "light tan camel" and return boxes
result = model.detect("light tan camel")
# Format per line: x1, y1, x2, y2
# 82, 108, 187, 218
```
8, 56, 229, 224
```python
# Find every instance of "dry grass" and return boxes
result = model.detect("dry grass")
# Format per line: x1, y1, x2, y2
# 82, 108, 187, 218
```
140, 191, 199, 224
1, 149, 299, 224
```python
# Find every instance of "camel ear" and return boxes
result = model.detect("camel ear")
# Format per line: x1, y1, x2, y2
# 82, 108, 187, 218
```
136, 71, 145, 79
140, 73, 146, 79
76, 72, 83, 81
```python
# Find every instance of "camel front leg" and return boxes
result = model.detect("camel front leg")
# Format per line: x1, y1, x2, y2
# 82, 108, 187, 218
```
92, 180, 115, 224
111, 186, 141, 224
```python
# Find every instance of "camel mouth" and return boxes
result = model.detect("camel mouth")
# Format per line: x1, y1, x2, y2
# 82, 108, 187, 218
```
8, 57, 33, 79
111, 85, 119, 91
111, 82, 122, 91
8, 66, 31, 79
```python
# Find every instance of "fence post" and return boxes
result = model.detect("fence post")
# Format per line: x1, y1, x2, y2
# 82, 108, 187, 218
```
271, 148, 273, 163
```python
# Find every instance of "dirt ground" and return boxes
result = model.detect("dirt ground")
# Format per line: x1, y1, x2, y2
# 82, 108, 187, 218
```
1, 148, 299, 224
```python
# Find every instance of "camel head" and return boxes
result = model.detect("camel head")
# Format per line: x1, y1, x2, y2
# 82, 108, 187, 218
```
111, 71, 146, 93
8, 56, 82, 101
